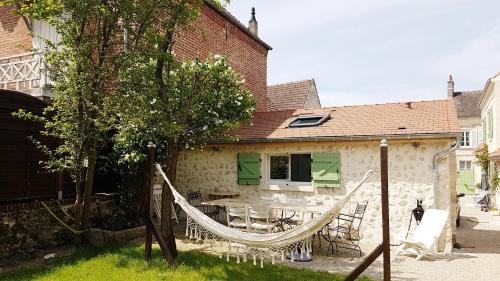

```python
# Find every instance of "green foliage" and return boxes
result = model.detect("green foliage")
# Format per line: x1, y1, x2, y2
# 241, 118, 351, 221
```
474, 143, 490, 174
0, 244, 374, 281
112, 54, 255, 165
490, 163, 499, 193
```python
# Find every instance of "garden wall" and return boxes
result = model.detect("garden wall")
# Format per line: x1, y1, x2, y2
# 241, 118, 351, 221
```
0, 194, 117, 259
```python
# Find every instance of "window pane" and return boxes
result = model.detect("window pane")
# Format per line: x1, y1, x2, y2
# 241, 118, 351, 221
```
270, 156, 289, 180
291, 154, 312, 182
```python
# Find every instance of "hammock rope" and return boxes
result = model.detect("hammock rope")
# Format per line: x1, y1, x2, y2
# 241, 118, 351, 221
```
155, 164, 375, 266
40, 201, 87, 235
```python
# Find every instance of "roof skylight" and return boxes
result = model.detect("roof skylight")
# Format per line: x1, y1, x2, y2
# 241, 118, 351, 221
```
289, 113, 330, 128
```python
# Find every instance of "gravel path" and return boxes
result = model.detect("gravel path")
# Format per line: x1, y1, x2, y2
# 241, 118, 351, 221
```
274, 196, 500, 281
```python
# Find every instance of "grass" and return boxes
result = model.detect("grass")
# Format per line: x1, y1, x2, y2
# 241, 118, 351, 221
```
0, 244, 375, 281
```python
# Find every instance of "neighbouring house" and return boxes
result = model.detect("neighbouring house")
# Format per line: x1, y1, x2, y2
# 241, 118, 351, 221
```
0, 2, 274, 110
478, 72, 500, 166
175, 99, 461, 251
448, 75, 483, 194
267, 79, 322, 111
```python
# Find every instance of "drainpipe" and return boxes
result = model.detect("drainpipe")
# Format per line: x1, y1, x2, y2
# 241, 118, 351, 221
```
432, 140, 459, 208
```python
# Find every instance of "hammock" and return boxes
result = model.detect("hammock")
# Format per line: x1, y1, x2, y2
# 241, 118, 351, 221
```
155, 164, 375, 266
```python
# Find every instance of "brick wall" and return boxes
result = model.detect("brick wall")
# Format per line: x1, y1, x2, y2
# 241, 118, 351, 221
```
0, 6, 32, 57
173, 4, 270, 111
1, 4, 271, 111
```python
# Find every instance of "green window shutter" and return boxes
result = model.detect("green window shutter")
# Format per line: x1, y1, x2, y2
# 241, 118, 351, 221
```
237, 153, 261, 185
312, 152, 341, 188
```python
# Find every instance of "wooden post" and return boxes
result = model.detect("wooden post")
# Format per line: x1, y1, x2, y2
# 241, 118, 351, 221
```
57, 170, 63, 201
380, 139, 391, 281
145, 142, 155, 261
346, 139, 390, 281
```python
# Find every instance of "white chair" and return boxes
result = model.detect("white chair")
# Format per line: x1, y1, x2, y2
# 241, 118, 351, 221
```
396, 208, 449, 260
247, 205, 277, 233
226, 203, 249, 230
153, 184, 179, 223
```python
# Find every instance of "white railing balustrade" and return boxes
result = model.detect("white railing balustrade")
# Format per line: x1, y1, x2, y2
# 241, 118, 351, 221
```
0, 52, 48, 92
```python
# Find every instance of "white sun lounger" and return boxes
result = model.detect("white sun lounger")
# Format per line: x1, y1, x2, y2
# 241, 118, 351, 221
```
396, 208, 449, 260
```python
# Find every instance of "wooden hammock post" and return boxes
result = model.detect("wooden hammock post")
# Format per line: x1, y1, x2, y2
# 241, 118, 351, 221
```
144, 142, 176, 265
346, 139, 391, 281
145, 142, 155, 260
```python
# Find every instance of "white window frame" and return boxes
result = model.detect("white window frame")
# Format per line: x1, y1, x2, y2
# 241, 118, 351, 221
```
461, 131, 471, 148
458, 160, 472, 170
263, 152, 314, 192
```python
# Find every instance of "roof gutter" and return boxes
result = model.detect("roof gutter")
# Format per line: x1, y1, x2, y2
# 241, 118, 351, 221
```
432, 139, 459, 208
211, 132, 462, 145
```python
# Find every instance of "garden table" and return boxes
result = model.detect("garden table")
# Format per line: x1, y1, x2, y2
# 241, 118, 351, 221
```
201, 197, 326, 213
206, 191, 240, 200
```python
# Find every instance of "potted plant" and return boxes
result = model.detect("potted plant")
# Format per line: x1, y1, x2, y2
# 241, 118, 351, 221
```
490, 164, 500, 214
474, 144, 491, 211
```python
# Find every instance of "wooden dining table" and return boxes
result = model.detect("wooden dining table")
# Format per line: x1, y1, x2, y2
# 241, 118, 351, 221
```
206, 191, 240, 200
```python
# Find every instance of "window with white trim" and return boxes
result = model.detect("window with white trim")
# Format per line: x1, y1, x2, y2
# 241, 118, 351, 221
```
459, 160, 472, 170
461, 131, 471, 147
268, 153, 312, 183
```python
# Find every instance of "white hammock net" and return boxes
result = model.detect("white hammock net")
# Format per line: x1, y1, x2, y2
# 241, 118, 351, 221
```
155, 164, 374, 267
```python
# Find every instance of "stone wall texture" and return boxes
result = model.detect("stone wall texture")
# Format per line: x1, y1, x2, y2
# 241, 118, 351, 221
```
0, 6, 32, 57
175, 139, 457, 251
0, 198, 117, 259
303, 83, 321, 109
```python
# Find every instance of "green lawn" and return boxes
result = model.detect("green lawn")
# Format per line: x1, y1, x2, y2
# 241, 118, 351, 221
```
0, 244, 374, 281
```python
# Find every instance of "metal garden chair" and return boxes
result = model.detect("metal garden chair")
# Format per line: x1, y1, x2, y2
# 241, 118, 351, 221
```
322, 200, 368, 256
186, 190, 219, 221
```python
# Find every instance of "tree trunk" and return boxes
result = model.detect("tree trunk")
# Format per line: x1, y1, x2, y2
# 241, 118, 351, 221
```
80, 148, 97, 243
160, 138, 179, 257
73, 167, 84, 244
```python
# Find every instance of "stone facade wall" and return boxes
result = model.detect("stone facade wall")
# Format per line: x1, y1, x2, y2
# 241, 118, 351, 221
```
303, 83, 321, 109
176, 139, 457, 251
0, 6, 32, 57
0, 197, 117, 259
173, 4, 269, 111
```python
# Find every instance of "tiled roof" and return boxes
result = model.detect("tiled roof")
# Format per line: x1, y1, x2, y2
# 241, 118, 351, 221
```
267, 79, 318, 111
227, 99, 460, 142
452, 91, 482, 117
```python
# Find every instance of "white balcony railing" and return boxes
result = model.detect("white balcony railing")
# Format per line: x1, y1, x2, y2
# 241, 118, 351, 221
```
0, 52, 49, 94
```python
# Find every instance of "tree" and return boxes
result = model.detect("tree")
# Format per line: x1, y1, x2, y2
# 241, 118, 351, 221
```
475, 144, 490, 174
107, 0, 252, 259
9, 0, 131, 240
114, 53, 255, 256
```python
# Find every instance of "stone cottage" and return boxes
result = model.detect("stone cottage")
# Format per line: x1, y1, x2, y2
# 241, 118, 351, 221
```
176, 99, 461, 251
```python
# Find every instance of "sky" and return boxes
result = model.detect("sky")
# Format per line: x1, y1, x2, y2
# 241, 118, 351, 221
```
227, 0, 500, 107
